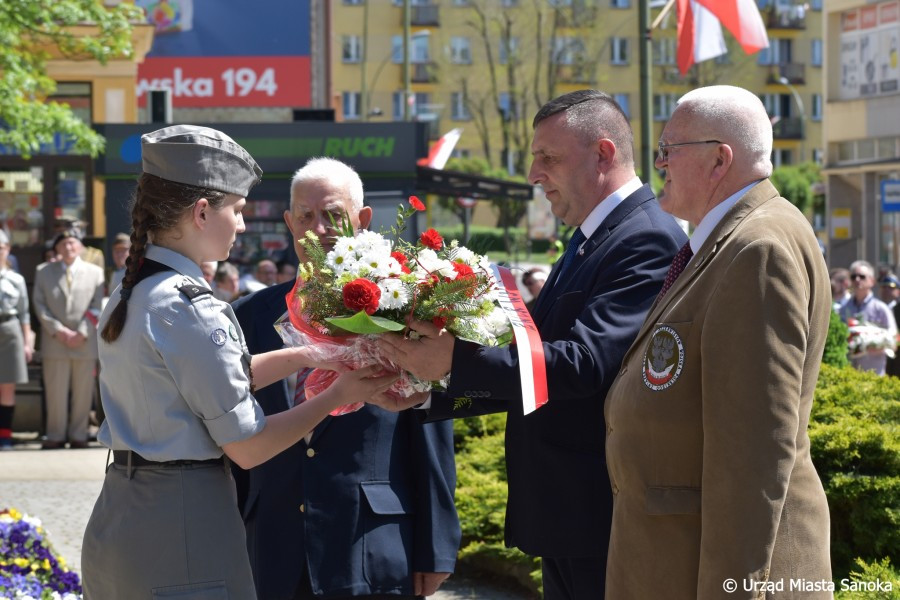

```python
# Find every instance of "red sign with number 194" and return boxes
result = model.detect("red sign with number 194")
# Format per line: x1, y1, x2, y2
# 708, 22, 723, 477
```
137, 56, 311, 107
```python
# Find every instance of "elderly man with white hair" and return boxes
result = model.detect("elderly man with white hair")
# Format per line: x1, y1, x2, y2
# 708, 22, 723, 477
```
604, 86, 833, 598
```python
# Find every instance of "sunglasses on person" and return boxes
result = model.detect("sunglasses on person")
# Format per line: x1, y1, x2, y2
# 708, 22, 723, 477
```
657, 139, 722, 162
850, 273, 869, 281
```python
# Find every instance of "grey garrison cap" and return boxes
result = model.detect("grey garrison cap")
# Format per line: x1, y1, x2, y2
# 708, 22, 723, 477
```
141, 125, 263, 197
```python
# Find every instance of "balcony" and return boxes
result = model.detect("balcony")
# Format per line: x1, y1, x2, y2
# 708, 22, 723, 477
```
555, 64, 594, 85
772, 117, 804, 140
765, 4, 807, 29
767, 63, 805, 85
660, 67, 698, 86
409, 4, 439, 26
553, 5, 597, 27
411, 62, 438, 84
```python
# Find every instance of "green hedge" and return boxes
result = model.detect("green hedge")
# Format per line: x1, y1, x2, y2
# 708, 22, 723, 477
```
811, 365, 900, 579
453, 414, 542, 596
436, 226, 555, 257
452, 365, 899, 596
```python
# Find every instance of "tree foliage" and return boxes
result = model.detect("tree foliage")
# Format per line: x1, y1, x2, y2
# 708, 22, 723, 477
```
0, 0, 143, 158
771, 162, 823, 214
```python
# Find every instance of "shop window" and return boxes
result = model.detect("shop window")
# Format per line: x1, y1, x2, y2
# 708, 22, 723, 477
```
0, 168, 44, 247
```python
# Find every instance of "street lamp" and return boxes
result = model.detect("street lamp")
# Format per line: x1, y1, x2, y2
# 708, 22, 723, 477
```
778, 76, 806, 164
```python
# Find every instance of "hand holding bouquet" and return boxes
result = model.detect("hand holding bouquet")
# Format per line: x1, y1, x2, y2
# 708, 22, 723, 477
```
276, 197, 512, 415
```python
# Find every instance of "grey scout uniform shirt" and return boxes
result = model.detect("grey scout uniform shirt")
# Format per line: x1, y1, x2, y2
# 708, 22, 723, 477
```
97, 244, 266, 461
0, 267, 29, 321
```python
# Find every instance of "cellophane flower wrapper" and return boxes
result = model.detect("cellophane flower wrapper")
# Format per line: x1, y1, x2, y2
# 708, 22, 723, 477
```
277, 197, 512, 416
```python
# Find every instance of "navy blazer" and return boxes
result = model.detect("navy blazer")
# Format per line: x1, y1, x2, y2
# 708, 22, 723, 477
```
426, 185, 687, 558
232, 281, 460, 599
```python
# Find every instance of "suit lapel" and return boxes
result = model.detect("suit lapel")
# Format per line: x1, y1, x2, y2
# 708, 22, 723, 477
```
532, 185, 656, 323
625, 180, 779, 362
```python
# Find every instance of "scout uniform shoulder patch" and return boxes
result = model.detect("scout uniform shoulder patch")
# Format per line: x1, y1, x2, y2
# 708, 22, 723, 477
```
642, 325, 685, 391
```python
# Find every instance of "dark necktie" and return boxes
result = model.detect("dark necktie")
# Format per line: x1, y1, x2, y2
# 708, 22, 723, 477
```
657, 241, 693, 301
558, 228, 586, 279
292, 367, 313, 408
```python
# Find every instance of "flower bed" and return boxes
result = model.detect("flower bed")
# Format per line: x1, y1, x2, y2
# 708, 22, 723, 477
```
0, 508, 81, 599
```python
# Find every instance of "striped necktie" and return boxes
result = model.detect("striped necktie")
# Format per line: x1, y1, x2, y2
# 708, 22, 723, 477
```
292, 367, 313, 408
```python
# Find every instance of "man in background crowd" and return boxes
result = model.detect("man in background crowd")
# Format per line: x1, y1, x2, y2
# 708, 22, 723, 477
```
107, 233, 130, 294
840, 260, 897, 376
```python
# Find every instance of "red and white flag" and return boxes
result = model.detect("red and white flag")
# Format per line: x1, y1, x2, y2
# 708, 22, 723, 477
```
677, 0, 769, 75
417, 128, 463, 170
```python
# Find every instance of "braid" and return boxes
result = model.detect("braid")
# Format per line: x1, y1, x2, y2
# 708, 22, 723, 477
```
100, 173, 227, 344
101, 185, 152, 342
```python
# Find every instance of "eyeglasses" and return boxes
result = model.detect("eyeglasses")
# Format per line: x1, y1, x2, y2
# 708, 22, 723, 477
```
657, 139, 722, 162
850, 273, 868, 281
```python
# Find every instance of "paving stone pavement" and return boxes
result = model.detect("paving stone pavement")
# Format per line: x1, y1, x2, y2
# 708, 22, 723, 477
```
0, 442, 533, 600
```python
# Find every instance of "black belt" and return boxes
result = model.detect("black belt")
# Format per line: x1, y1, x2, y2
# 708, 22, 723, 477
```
112, 450, 224, 468
0, 314, 16, 323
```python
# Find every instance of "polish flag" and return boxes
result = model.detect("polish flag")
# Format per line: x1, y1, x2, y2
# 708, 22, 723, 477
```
677, 0, 769, 75
417, 128, 463, 170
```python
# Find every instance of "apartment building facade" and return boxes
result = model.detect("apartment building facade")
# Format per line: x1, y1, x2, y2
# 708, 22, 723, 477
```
330, 0, 825, 178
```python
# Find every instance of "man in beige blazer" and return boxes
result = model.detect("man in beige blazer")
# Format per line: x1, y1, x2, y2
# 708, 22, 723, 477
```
33, 230, 105, 449
605, 86, 833, 599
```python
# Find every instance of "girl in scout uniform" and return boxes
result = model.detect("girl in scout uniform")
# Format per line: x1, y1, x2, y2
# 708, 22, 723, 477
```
81, 125, 396, 599
0, 229, 33, 449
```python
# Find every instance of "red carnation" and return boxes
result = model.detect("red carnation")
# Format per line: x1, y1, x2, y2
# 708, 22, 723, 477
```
420, 228, 443, 250
432, 309, 451, 329
452, 262, 475, 280
342, 278, 381, 315
391, 251, 412, 274
409, 195, 426, 211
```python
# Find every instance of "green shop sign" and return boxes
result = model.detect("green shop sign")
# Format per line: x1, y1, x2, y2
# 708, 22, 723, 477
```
94, 122, 428, 176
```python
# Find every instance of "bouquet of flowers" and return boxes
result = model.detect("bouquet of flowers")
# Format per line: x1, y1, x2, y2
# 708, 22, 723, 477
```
0, 508, 82, 600
277, 196, 513, 415
846, 316, 897, 359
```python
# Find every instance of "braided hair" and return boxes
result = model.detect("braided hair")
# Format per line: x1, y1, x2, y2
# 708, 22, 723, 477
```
101, 173, 226, 343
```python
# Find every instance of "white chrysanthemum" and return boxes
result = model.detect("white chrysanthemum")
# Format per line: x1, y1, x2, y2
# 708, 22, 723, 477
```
378, 278, 410, 310
332, 235, 359, 257
472, 308, 511, 344
414, 248, 457, 280
326, 246, 356, 274
385, 257, 404, 277
358, 249, 394, 278
451, 246, 478, 266
353, 230, 391, 255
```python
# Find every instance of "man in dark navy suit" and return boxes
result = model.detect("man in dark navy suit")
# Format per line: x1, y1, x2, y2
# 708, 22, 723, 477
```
378, 90, 687, 600
232, 158, 460, 600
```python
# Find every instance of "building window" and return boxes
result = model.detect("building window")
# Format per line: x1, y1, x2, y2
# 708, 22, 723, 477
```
811, 39, 822, 67
812, 148, 824, 165
451, 148, 470, 159
451, 92, 471, 120
810, 0, 822, 10
553, 37, 585, 65
499, 92, 519, 121
611, 0, 630, 7
772, 148, 793, 167
453, 0, 469, 5
499, 36, 520, 65
652, 38, 676, 66
549, 0, 573, 5
393, 91, 430, 120
450, 37, 472, 64
611, 37, 629, 65
344, 0, 362, 4
757, 38, 792, 65
613, 93, 630, 119
342, 92, 362, 120
653, 93, 677, 121
392, 34, 431, 64
342, 36, 362, 63
502, 0, 519, 5
811, 93, 822, 121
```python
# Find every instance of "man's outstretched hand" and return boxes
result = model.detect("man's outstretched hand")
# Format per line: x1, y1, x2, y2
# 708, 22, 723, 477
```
378, 319, 454, 382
